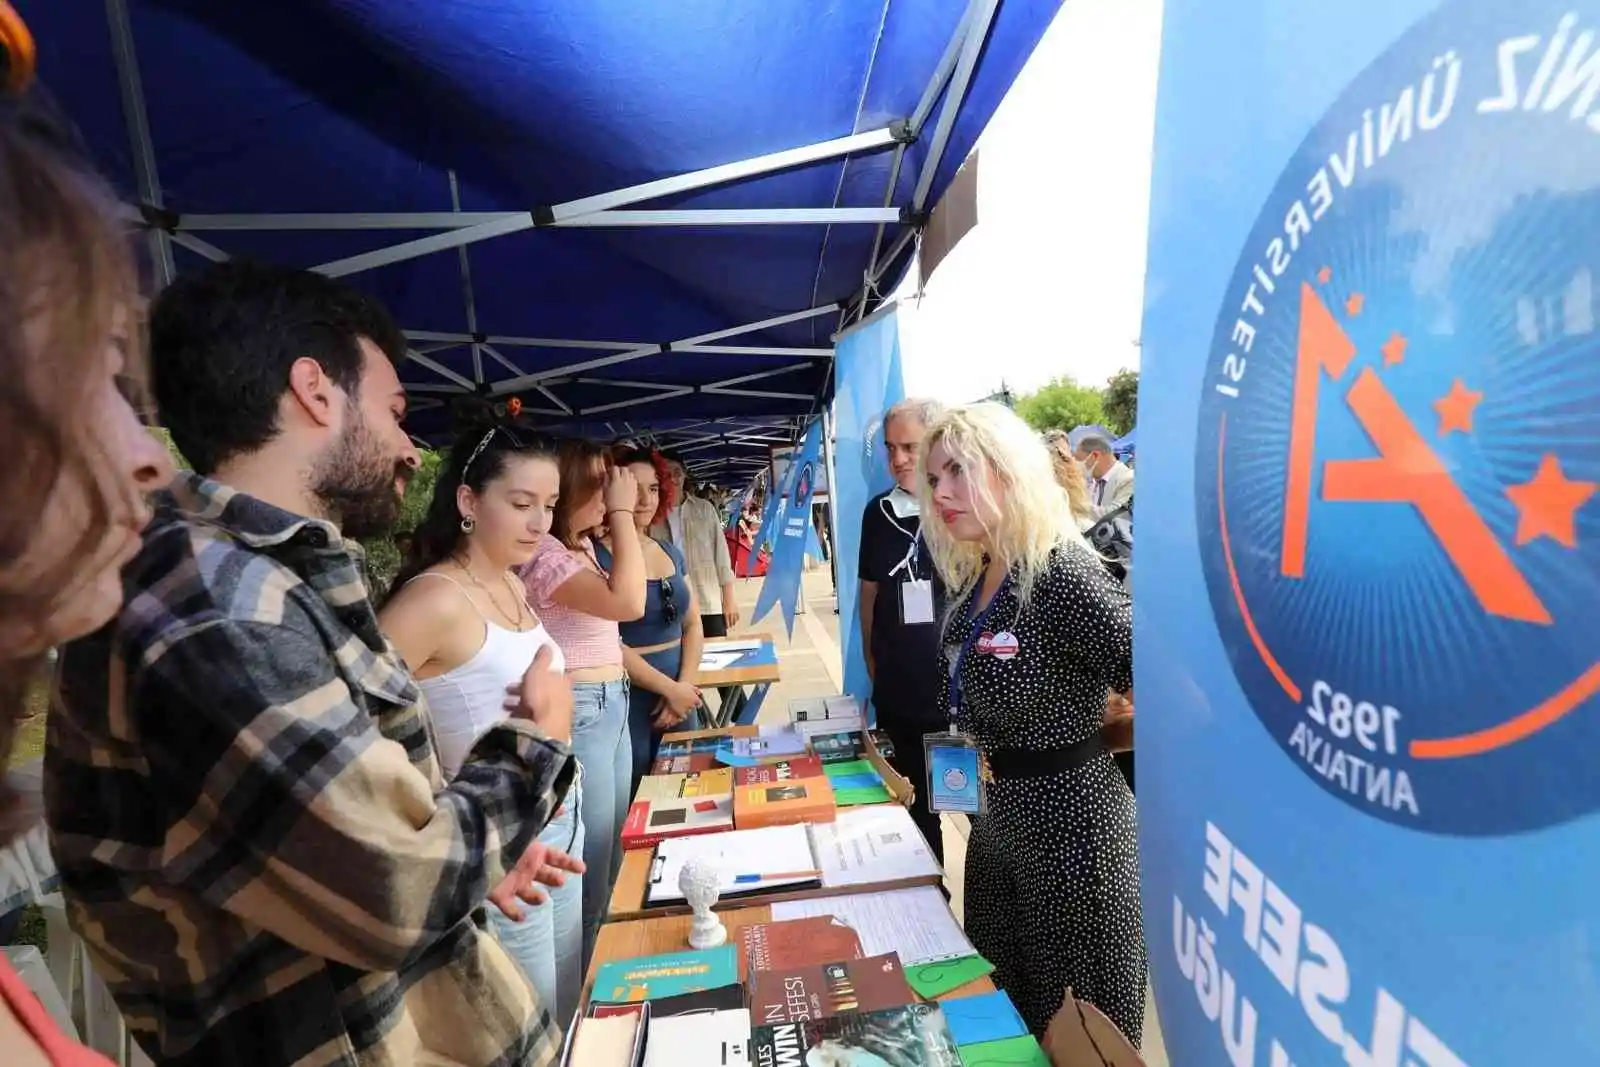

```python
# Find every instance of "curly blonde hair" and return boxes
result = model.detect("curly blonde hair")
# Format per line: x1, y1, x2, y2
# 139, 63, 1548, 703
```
1043, 429, 1096, 528
919, 403, 1091, 613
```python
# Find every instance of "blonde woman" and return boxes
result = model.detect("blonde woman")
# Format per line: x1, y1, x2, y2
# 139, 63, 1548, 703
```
1043, 429, 1096, 531
920, 403, 1144, 1043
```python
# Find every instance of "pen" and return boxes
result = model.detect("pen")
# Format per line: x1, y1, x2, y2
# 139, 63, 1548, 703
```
732, 869, 822, 884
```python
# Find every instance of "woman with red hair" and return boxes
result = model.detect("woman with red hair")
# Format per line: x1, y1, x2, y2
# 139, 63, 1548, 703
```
600, 447, 704, 794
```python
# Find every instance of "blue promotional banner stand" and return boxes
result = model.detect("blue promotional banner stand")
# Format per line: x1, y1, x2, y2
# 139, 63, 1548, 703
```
1141, 2, 1600, 1065
829, 306, 908, 709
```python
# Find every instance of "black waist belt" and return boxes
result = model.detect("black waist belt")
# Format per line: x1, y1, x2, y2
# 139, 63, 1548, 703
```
986, 734, 1107, 779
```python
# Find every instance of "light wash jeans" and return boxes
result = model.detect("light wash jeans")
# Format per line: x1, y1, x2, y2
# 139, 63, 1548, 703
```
488, 769, 586, 1026
568, 678, 632, 971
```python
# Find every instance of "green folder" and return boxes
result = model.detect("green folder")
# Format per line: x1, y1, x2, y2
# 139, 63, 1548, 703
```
904, 954, 995, 999
956, 1035, 1051, 1066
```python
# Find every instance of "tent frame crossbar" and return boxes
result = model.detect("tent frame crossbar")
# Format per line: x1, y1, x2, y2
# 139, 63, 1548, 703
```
108, 0, 1006, 436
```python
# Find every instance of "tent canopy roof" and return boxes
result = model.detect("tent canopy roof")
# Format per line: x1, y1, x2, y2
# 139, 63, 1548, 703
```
23, 0, 1062, 481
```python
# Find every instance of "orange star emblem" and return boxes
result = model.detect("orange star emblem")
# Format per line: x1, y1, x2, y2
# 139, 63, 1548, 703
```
1505, 454, 1596, 548
1433, 378, 1481, 436
1317, 266, 1332, 285
1380, 332, 1408, 367
1345, 292, 1365, 317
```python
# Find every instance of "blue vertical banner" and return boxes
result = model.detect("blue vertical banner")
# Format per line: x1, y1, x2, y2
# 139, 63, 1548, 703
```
830, 308, 906, 707
752, 418, 824, 637
1141, 3, 1600, 1066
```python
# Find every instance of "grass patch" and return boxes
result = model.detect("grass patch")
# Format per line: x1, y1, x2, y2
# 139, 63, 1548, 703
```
4, 683, 49, 948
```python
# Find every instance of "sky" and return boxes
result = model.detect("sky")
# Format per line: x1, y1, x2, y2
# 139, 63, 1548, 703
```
897, 0, 1166, 404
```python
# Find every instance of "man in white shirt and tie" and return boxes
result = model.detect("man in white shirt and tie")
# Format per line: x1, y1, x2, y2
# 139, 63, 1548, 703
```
1075, 433, 1134, 519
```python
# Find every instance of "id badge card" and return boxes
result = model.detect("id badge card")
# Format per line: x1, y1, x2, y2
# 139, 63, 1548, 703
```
901, 579, 935, 625
923, 733, 985, 815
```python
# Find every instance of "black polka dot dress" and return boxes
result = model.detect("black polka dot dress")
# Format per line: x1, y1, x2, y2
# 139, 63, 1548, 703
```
943, 543, 1145, 1043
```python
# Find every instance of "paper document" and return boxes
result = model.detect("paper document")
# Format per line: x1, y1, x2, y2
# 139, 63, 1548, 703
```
809, 806, 943, 888
704, 639, 763, 652
648, 824, 818, 903
770, 886, 975, 965
698, 651, 743, 672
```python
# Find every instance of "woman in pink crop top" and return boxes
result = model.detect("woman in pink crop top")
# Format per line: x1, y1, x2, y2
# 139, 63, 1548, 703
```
520, 439, 646, 968
0, 15, 177, 1059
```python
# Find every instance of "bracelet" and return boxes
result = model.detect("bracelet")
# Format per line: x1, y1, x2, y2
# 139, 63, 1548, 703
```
606, 507, 633, 517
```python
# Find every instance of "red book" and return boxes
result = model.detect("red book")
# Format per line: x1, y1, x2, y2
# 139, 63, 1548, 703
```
619, 795, 734, 851
733, 756, 825, 787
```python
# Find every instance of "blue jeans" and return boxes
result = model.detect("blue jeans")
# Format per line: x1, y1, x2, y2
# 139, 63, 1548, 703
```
488, 771, 586, 1025
568, 678, 631, 970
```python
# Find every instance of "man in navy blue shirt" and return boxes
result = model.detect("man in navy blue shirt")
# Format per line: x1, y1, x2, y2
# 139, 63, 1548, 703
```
857, 398, 946, 864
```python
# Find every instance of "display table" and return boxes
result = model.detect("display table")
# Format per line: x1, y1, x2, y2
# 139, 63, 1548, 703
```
695, 635, 781, 725
585, 906, 996, 1002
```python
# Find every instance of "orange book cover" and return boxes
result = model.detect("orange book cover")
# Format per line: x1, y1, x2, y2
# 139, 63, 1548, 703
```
681, 767, 734, 797
733, 775, 837, 829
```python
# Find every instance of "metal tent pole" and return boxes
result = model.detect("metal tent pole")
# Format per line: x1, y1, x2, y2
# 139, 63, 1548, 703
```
106, 0, 175, 286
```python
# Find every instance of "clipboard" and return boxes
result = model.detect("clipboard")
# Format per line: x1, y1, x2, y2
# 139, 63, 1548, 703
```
647, 825, 820, 904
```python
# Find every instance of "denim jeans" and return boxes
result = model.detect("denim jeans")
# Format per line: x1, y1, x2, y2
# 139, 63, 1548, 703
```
488, 769, 586, 1025
568, 677, 632, 971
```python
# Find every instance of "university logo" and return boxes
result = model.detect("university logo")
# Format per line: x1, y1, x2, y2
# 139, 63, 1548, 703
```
1195, 0, 1600, 835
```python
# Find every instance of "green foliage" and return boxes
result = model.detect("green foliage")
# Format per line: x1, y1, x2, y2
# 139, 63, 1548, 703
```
1014, 375, 1106, 434
361, 449, 444, 595
1102, 369, 1140, 436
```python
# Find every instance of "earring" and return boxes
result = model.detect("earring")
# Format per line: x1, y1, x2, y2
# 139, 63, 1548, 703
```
460, 516, 476, 534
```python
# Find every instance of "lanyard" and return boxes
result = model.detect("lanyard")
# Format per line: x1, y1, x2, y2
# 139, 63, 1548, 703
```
946, 573, 1011, 731
880, 497, 922, 579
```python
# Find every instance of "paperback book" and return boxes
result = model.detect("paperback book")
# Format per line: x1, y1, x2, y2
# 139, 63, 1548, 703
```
751, 1002, 961, 1067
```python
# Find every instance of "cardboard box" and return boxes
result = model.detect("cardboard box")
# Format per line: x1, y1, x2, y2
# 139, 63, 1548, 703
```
1040, 992, 1146, 1067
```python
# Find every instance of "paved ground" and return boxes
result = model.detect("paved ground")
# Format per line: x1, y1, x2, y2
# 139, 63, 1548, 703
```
728, 565, 1170, 1065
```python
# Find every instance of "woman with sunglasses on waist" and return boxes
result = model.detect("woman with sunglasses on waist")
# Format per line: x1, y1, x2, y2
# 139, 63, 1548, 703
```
0, 11, 177, 1061
520, 439, 644, 969
598, 447, 704, 797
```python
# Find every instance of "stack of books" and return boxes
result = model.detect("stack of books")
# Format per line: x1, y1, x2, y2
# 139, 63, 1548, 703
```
566, 915, 1011, 1067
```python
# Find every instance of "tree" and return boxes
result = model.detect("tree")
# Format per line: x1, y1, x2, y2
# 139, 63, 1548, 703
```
1014, 376, 1105, 433
1102, 369, 1139, 436
363, 448, 443, 594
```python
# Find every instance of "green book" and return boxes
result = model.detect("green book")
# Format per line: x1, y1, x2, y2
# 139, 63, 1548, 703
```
590, 945, 738, 1003
825, 758, 893, 806
956, 1035, 1051, 1066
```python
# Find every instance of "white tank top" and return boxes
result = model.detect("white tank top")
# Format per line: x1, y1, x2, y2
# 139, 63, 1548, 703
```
407, 572, 567, 780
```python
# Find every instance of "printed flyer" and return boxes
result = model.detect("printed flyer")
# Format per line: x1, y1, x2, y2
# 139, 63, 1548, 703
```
1140, 1, 1600, 1064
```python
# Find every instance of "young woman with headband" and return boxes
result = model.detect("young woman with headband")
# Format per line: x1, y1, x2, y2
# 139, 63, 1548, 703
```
379, 425, 587, 1023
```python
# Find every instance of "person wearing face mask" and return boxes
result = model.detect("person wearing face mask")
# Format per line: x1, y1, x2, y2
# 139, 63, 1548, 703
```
379, 426, 589, 1025
48, 260, 581, 1067
921, 403, 1143, 1045
603, 447, 704, 796
1074, 433, 1135, 519
521, 441, 644, 971
0, 35, 177, 1062
856, 398, 947, 865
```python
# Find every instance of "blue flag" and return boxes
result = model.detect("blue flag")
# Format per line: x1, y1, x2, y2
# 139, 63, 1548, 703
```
751, 418, 823, 637
830, 309, 906, 709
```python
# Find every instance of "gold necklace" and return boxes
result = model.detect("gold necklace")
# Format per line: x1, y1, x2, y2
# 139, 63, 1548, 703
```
458, 563, 530, 631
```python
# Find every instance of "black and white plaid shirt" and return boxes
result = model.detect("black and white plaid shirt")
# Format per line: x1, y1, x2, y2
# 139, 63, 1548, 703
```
47, 474, 574, 1066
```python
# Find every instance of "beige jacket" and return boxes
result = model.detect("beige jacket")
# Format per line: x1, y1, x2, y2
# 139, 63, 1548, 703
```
653, 494, 735, 613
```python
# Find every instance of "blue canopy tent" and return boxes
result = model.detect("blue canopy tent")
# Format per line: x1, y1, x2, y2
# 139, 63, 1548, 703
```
21, 0, 1063, 485
1114, 427, 1137, 454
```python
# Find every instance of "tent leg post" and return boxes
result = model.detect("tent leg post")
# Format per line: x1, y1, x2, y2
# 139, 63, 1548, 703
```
106, 0, 176, 286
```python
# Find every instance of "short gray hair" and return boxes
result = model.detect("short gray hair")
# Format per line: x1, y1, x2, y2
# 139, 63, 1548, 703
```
884, 397, 943, 432
1078, 434, 1114, 455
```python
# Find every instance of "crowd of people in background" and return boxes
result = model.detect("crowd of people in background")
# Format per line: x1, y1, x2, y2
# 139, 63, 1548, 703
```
0, 43, 1144, 1067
